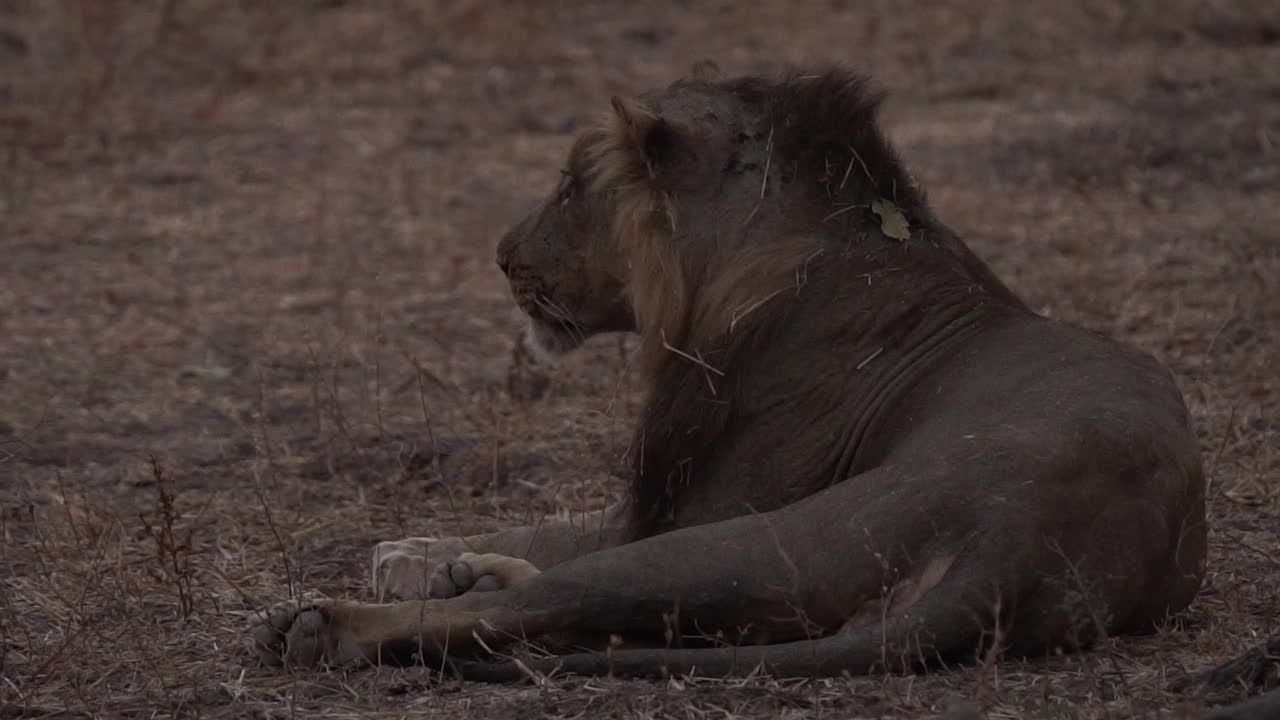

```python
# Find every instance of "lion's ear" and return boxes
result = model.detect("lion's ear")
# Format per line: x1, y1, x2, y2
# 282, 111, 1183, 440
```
608, 95, 692, 182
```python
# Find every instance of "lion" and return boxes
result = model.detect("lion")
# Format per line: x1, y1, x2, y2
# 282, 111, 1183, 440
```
253, 65, 1207, 682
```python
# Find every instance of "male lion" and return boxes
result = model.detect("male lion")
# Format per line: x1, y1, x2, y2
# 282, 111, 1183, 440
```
254, 66, 1207, 681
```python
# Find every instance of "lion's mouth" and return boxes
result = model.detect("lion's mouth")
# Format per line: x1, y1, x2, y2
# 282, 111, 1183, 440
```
525, 318, 584, 359
518, 291, 585, 359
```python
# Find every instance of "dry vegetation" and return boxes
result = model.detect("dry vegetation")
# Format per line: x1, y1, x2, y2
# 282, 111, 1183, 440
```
1, 1, 1277, 718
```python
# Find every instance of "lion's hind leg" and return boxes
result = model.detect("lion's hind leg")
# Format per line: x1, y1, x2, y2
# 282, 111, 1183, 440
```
455, 547, 1006, 681
434, 552, 542, 596
372, 505, 629, 602
373, 541, 542, 601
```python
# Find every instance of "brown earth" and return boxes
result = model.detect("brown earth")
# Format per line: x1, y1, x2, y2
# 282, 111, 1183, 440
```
1, 1, 1277, 718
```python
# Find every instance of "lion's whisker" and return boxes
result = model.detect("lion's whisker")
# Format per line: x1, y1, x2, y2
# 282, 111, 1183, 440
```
760, 124, 774, 200
534, 294, 574, 323
533, 293, 587, 344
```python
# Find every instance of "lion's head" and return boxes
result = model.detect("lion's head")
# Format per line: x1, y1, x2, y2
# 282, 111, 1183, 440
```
495, 130, 635, 359
497, 65, 937, 374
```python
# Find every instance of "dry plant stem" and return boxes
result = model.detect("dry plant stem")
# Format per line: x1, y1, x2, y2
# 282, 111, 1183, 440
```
140, 456, 196, 620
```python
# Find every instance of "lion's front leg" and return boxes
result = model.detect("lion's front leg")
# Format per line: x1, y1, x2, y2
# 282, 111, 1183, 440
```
256, 487, 852, 672
253, 586, 521, 669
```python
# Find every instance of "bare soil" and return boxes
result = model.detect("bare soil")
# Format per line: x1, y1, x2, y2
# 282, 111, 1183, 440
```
2, 1, 1277, 718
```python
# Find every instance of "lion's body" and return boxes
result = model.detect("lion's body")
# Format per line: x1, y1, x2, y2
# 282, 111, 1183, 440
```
256, 66, 1206, 681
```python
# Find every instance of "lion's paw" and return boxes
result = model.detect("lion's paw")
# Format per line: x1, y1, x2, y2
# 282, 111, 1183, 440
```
252, 601, 366, 669
371, 537, 464, 602
371, 539, 540, 602
430, 552, 538, 598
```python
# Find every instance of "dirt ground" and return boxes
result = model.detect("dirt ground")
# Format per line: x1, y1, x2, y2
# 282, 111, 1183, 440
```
1, 1, 1277, 718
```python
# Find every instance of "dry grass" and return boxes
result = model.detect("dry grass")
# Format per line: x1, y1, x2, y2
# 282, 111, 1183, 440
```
2, 1, 1278, 717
